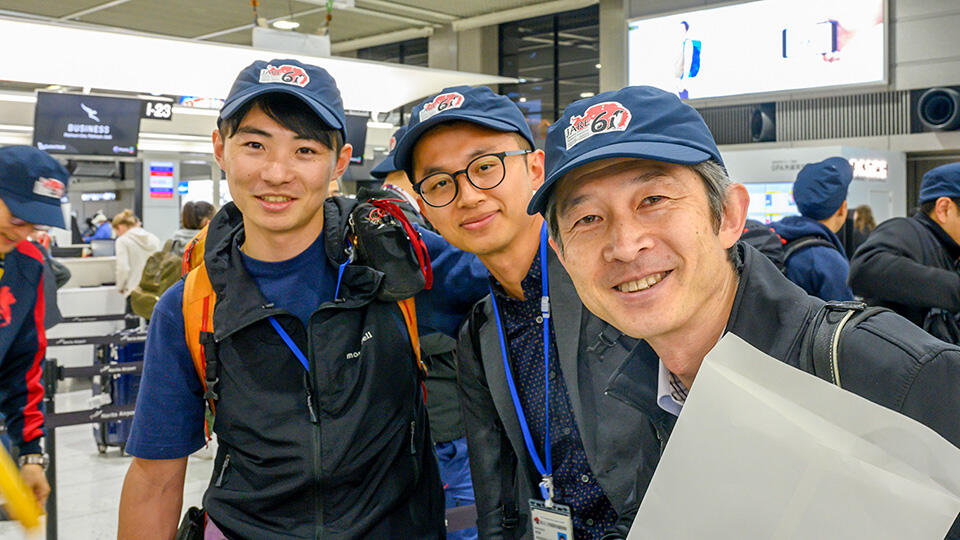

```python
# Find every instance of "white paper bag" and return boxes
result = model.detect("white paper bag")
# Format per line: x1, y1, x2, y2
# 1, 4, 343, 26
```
628, 334, 960, 540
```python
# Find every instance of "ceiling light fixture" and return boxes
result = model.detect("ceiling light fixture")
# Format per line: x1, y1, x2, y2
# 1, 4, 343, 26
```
272, 19, 300, 30
580, 92, 595, 98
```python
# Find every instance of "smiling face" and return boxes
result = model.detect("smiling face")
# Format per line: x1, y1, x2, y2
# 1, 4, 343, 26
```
412, 122, 545, 257
551, 157, 747, 350
0, 197, 35, 254
213, 103, 351, 259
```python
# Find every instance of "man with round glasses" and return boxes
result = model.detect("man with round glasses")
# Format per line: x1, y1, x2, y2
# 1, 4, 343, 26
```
395, 86, 655, 539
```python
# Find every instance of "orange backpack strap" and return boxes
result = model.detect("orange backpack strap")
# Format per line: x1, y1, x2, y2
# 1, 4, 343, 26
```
396, 297, 428, 401
182, 227, 217, 439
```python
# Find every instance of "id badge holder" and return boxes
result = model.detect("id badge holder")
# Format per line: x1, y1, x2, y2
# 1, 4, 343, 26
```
529, 499, 574, 540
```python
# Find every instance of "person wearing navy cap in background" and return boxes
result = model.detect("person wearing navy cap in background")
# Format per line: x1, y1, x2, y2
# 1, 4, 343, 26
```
0, 145, 66, 510
118, 59, 488, 540
770, 157, 856, 301
395, 85, 656, 539
850, 162, 960, 342
529, 85, 960, 537
370, 124, 480, 540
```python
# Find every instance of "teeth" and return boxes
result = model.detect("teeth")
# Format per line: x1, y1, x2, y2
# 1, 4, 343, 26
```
616, 272, 666, 293
260, 195, 291, 203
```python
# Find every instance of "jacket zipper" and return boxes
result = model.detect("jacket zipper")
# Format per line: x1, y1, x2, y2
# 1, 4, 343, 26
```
410, 420, 416, 454
305, 320, 323, 539
215, 453, 231, 487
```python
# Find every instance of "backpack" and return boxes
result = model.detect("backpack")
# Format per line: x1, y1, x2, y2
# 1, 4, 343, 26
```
741, 220, 787, 272
801, 300, 892, 388
129, 239, 184, 320
181, 199, 430, 437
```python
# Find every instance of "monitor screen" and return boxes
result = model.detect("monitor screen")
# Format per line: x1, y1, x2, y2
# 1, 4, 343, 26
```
628, 0, 885, 100
345, 113, 369, 165
746, 182, 800, 224
33, 92, 142, 157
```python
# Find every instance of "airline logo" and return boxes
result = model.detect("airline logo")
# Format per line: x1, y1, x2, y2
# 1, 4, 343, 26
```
80, 103, 100, 122
564, 101, 632, 150
33, 177, 66, 199
419, 92, 465, 121
259, 64, 310, 87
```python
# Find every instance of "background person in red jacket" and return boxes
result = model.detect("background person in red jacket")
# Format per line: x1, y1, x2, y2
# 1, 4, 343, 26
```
0, 145, 69, 508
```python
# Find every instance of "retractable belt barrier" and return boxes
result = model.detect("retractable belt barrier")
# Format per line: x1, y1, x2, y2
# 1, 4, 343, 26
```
38, 317, 144, 540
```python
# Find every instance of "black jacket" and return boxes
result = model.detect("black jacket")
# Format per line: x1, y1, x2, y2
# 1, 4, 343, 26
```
606, 243, 960, 537
201, 202, 445, 539
849, 213, 960, 327
457, 248, 658, 539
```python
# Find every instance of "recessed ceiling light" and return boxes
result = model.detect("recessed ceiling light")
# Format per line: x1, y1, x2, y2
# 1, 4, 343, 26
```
595, 63, 602, 69
519, 97, 527, 103
580, 91, 595, 98
272, 19, 300, 30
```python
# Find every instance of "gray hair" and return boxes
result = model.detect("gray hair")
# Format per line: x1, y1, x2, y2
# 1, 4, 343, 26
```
545, 159, 732, 255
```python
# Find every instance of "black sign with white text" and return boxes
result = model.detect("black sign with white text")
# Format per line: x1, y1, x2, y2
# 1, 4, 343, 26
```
141, 99, 174, 121
33, 92, 142, 156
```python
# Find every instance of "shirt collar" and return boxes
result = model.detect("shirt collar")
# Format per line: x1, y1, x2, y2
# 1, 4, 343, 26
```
657, 361, 688, 416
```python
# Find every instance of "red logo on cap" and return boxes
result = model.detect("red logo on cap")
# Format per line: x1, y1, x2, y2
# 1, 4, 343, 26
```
388, 136, 398, 152
33, 177, 65, 199
259, 64, 310, 87
420, 92, 465, 121
564, 101, 632, 150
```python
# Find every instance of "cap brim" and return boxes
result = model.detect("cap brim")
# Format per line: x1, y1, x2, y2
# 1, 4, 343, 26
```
220, 86, 344, 135
0, 191, 65, 228
528, 141, 713, 215
369, 154, 398, 179
395, 113, 525, 174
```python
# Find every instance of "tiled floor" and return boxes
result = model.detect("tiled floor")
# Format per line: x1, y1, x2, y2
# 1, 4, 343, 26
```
0, 390, 215, 540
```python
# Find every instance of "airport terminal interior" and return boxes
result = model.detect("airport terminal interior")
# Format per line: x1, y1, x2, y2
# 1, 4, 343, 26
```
0, 0, 959, 538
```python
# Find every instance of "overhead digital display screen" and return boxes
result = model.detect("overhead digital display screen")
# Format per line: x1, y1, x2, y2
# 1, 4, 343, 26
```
628, 0, 885, 100
746, 182, 800, 224
33, 92, 142, 156
345, 113, 369, 165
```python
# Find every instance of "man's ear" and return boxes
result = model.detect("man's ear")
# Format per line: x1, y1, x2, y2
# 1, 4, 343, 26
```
332, 143, 353, 180
529, 149, 546, 191
548, 235, 564, 263
719, 183, 749, 249
934, 196, 955, 224
212, 130, 225, 170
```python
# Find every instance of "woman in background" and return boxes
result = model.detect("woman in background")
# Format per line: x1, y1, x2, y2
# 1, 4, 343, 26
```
170, 201, 215, 248
852, 204, 877, 255
111, 210, 160, 298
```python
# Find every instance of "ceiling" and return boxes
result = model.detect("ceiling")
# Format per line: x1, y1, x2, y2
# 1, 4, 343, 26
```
0, 0, 576, 48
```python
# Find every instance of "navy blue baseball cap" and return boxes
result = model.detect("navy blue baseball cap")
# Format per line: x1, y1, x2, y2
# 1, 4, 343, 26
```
919, 162, 960, 204
793, 157, 853, 220
220, 59, 346, 140
0, 146, 68, 228
528, 86, 724, 215
370, 125, 408, 179
393, 86, 535, 178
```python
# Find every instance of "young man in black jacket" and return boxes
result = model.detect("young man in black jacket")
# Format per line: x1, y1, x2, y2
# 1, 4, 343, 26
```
529, 86, 960, 537
849, 162, 960, 336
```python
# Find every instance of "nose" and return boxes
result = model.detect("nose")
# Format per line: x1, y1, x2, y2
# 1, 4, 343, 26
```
602, 216, 652, 263
261, 155, 293, 184
454, 173, 486, 208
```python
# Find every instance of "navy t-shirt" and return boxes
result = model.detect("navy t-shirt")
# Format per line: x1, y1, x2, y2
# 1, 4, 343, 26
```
126, 227, 488, 459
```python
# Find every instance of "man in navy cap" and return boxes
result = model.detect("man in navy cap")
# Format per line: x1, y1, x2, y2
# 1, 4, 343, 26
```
850, 162, 960, 339
394, 85, 655, 539
771, 157, 855, 301
529, 86, 960, 535
118, 59, 487, 540
0, 145, 67, 509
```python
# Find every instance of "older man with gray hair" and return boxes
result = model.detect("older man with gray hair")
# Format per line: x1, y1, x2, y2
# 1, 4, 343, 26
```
528, 85, 960, 536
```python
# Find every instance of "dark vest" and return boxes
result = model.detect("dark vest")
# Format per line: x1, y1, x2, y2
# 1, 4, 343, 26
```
201, 202, 445, 539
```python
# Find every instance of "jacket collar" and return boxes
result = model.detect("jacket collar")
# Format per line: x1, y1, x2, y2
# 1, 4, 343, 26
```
204, 201, 383, 339
915, 212, 960, 261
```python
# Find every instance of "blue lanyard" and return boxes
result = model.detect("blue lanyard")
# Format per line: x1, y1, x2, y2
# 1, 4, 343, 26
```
266, 243, 353, 373
488, 223, 554, 502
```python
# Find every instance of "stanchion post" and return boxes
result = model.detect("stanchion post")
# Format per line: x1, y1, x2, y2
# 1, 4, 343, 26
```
43, 359, 58, 540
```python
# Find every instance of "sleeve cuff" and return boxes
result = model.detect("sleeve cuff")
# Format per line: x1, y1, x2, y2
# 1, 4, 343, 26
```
18, 438, 43, 456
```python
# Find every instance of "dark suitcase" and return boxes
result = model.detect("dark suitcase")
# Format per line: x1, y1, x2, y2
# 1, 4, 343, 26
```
92, 328, 145, 454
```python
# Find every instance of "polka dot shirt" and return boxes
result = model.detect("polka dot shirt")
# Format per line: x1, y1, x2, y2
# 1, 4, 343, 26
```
491, 248, 617, 539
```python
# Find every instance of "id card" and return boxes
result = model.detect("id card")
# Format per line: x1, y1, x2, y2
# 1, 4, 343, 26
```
529, 499, 574, 540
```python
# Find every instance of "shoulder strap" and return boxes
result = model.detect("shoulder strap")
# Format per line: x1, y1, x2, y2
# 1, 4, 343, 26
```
182, 259, 217, 438
784, 235, 837, 262
804, 300, 889, 387
397, 297, 428, 402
